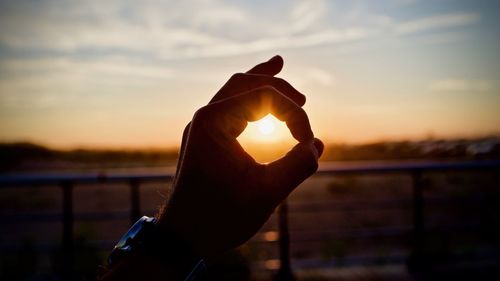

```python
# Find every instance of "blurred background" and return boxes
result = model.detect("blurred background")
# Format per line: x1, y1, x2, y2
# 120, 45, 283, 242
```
1, 0, 499, 280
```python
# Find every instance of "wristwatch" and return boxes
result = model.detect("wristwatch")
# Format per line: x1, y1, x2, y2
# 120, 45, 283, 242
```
108, 216, 206, 281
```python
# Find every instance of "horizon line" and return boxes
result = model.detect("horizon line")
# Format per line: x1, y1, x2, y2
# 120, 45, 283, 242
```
2, 134, 500, 151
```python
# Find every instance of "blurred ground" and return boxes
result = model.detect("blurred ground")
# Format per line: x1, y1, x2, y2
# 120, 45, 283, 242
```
1, 164, 499, 280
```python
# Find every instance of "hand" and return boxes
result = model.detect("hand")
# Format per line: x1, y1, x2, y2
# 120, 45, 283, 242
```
157, 55, 324, 258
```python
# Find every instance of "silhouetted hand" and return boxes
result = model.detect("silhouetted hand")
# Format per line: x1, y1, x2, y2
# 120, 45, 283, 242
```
157, 55, 324, 258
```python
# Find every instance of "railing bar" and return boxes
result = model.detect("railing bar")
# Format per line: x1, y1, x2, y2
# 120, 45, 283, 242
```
129, 179, 141, 224
2, 160, 499, 187
412, 171, 425, 240
61, 181, 74, 278
315, 160, 500, 175
276, 200, 295, 281
408, 170, 426, 273
0, 174, 174, 187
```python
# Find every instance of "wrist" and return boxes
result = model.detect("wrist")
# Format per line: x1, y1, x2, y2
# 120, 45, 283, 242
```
102, 216, 204, 281
144, 219, 202, 277
156, 199, 207, 257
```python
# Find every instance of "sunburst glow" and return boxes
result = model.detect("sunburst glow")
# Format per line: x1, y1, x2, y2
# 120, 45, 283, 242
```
239, 114, 289, 142
237, 113, 295, 163
257, 115, 277, 135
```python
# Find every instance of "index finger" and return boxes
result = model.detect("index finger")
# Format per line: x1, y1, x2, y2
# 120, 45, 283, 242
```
209, 73, 306, 106
207, 86, 314, 142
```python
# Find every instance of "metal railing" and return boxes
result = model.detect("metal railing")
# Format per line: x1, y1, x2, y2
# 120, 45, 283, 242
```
1, 160, 499, 279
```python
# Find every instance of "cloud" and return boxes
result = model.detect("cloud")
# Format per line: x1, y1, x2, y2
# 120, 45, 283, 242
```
1, 56, 174, 80
414, 31, 464, 45
159, 27, 368, 59
0, 0, 485, 72
429, 79, 492, 92
0, 56, 176, 108
393, 0, 418, 5
289, 0, 327, 33
0, 0, 247, 51
285, 66, 335, 89
305, 67, 335, 86
395, 12, 480, 34
0, 1, 483, 61
0, 0, 371, 60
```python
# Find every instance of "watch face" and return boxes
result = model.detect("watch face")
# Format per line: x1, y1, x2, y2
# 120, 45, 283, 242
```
115, 216, 155, 249
108, 216, 156, 266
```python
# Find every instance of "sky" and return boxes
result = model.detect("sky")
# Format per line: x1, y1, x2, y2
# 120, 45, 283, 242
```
0, 0, 499, 149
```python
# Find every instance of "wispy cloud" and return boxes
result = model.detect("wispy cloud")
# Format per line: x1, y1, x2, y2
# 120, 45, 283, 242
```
286, 66, 335, 89
159, 28, 368, 59
1, 56, 175, 80
289, 0, 327, 33
395, 12, 480, 34
430, 79, 492, 92
0, 56, 175, 108
0, 1, 483, 61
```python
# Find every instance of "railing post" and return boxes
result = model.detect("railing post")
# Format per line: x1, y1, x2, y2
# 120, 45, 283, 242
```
129, 179, 141, 224
61, 181, 74, 278
275, 200, 295, 281
408, 170, 426, 274
413, 171, 424, 240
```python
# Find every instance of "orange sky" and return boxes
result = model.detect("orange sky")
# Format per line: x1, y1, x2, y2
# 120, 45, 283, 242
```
1, 0, 499, 149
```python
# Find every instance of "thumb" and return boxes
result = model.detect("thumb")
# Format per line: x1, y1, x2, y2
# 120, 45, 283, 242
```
246, 55, 284, 76
265, 138, 323, 201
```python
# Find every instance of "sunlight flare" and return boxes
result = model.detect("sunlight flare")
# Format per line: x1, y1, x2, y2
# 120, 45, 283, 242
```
257, 114, 277, 135
240, 114, 288, 142
237, 113, 295, 163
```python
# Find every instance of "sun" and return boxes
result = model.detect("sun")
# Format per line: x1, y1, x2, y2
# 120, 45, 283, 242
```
238, 113, 290, 143
257, 115, 277, 135
237, 113, 295, 163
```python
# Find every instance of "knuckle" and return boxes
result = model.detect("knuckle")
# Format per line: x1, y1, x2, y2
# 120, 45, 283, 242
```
305, 145, 319, 173
274, 77, 287, 85
308, 159, 319, 173
192, 106, 218, 133
295, 144, 319, 174
273, 77, 292, 90
300, 158, 318, 178
182, 122, 191, 135
193, 106, 214, 122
